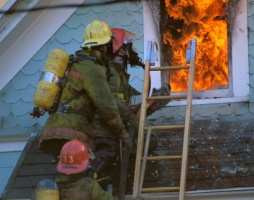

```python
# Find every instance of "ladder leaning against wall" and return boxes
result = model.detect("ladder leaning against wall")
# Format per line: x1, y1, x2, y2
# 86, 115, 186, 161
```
132, 38, 197, 200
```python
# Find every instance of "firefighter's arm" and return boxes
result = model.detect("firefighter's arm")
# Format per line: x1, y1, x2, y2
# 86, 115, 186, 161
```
83, 63, 132, 149
85, 178, 113, 200
109, 66, 139, 132
135, 99, 156, 117
83, 63, 120, 124
136, 83, 171, 116
115, 97, 140, 131
107, 65, 120, 98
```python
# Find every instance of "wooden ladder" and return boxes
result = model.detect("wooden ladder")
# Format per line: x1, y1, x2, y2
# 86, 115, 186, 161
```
132, 38, 197, 200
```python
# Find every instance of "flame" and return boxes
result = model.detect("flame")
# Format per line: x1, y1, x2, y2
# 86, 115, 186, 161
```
163, 0, 229, 91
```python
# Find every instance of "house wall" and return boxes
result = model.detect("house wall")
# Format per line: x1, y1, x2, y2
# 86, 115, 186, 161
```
0, 0, 143, 197
1, 1, 253, 145
0, 0, 144, 138
0, 152, 21, 197
148, 0, 254, 122
0, 0, 254, 198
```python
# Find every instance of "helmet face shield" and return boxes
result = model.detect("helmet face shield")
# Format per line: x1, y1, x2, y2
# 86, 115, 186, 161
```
111, 28, 136, 53
111, 28, 143, 67
127, 43, 142, 67
113, 42, 142, 67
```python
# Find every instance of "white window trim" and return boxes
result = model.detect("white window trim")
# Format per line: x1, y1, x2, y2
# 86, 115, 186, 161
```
143, 0, 249, 106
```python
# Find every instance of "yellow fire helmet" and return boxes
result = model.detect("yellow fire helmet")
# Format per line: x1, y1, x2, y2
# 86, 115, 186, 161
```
81, 19, 113, 48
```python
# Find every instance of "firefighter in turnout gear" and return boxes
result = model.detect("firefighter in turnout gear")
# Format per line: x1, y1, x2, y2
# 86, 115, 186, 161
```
39, 20, 132, 165
55, 139, 114, 200
91, 28, 171, 180
91, 28, 143, 179
109, 28, 170, 134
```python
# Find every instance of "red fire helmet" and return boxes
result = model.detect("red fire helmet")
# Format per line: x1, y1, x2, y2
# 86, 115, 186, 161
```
57, 139, 90, 175
111, 28, 136, 53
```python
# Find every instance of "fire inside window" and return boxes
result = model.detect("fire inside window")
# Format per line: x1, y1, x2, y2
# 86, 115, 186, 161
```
161, 0, 231, 92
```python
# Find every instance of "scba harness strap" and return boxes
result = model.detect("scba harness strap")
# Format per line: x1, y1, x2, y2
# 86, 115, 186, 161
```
30, 52, 109, 118
57, 89, 86, 116
56, 54, 98, 117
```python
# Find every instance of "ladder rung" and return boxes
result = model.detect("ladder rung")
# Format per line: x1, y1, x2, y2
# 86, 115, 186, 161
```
145, 155, 182, 161
149, 66, 190, 71
142, 187, 180, 193
144, 124, 185, 130
147, 95, 187, 100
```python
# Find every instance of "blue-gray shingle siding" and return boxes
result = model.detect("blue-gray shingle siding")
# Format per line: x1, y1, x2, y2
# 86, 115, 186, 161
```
0, 1, 143, 197
0, 152, 21, 197
0, 0, 144, 137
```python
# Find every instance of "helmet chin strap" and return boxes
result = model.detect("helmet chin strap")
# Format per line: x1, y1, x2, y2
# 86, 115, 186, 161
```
111, 44, 129, 71
101, 48, 112, 81
113, 54, 128, 72
122, 54, 128, 72
99, 45, 108, 54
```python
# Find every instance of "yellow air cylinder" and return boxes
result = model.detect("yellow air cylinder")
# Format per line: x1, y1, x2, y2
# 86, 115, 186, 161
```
36, 179, 59, 200
33, 49, 69, 109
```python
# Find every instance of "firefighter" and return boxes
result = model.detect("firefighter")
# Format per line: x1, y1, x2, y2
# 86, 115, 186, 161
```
91, 28, 170, 179
39, 20, 132, 165
108, 27, 171, 133
55, 138, 114, 200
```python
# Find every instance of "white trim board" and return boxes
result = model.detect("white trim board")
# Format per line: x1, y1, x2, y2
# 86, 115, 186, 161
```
0, 0, 84, 91
0, 133, 37, 152
0, 141, 26, 152
168, 96, 249, 106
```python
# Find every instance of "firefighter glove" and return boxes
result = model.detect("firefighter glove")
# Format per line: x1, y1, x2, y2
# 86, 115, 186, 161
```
117, 127, 133, 151
128, 115, 140, 135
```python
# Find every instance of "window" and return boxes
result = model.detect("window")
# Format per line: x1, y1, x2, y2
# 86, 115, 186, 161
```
143, 0, 248, 105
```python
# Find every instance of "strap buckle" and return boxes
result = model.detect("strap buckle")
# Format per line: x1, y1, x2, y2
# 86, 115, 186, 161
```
57, 104, 70, 114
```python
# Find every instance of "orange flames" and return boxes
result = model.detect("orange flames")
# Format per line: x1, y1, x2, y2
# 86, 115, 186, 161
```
163, 0, 229, 91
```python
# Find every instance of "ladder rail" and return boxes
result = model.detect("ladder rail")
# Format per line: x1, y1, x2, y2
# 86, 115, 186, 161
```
137, 125, 152, 196
179, 39, 197, 200
132, 58, 151, 197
